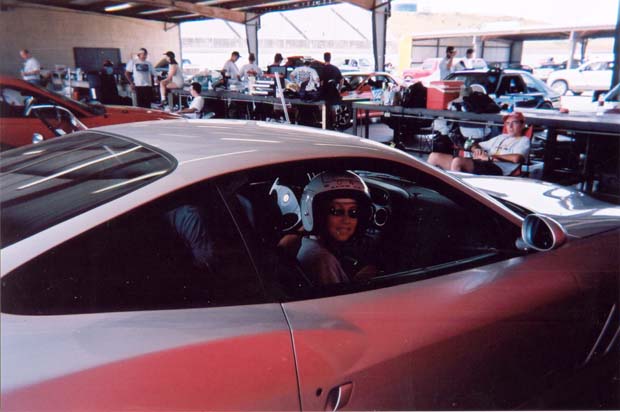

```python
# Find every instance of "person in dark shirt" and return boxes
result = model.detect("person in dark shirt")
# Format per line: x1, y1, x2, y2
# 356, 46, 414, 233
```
320, 52, 343, 103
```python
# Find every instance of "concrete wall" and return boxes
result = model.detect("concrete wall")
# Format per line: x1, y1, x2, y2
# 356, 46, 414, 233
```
0, 2, 180, 76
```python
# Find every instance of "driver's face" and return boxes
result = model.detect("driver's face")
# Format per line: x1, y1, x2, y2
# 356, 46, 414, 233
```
326, 198, 358, 242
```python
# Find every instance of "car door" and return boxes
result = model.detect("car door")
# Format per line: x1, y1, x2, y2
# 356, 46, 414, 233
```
252, 159, 614, 410
1, 180, 299, 411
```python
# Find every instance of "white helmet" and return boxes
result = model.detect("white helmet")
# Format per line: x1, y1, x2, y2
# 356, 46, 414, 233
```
301, 170, 371, 233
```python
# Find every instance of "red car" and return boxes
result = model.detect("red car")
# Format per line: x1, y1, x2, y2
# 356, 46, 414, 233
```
334, 71, 401, 128
0, 76, 179, 150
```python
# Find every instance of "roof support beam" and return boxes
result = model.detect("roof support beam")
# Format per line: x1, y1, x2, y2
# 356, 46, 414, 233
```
340, 0, 375, 10
107, 0, 247, 23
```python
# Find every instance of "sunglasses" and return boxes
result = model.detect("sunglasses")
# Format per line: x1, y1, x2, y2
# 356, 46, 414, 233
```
329, 207, 359, 219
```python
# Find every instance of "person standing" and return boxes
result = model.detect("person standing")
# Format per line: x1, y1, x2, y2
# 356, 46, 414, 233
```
159, 51, 184, 107
222, 51, 241, 82
439, 46, 457, 79
290, 59, 320, 91
239, 53, 263, 83
267, 53, 284, 72
320, 52, 343, 99
19, 49, 41, 85
458, 48, 475, 70
125, 48, 157, 108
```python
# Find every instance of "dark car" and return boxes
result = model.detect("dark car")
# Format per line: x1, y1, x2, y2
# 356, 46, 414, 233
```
445, 69, 561, 109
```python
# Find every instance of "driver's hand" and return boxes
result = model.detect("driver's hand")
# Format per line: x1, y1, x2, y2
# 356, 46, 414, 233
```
353, 264, 378, 281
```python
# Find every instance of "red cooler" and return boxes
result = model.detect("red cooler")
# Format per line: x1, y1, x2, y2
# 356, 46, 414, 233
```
427, 80, 464, 110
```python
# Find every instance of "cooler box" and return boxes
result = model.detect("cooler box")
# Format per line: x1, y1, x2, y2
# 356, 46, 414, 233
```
427, 80, 464, 110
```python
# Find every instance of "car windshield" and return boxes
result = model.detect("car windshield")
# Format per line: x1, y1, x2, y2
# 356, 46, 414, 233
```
0, 132, 176, 248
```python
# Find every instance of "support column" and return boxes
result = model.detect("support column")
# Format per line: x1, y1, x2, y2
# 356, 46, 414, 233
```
568, 30, 579, 69
473, 36, 483, 58
245, 12, 260, 65
372, 0, 390, 71
509, 40, 523, 64
612, 0, 620, 88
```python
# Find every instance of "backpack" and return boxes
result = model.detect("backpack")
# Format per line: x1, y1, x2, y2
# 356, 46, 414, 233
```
401, 82, 427, 108
462, 91, 501, 114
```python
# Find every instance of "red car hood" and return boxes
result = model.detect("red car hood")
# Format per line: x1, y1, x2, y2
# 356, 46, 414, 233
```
82, 106, 181, 128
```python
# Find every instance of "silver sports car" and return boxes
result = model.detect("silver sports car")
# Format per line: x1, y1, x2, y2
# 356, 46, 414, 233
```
2, 119, 619, 411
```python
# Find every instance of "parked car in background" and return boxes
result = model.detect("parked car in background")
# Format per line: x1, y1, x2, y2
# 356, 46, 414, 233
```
403, 57, 487, 84
445, 68, 561, 109
0, 76, 180, 150
2, 120, 619, 411
336, 57, 374, 72
334, 71, 401, 128
547, 60, 614, 95
533, 61, 567, 82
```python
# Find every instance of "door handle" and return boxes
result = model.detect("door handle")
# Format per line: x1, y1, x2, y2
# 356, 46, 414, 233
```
325, 382, 353, 411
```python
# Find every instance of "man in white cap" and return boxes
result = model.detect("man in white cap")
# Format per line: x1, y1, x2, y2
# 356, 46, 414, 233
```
19, 49, 41, 85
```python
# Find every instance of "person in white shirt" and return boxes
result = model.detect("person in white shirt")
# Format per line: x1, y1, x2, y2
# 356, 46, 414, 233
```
125, 48, 157, 108
457, 48, 475, 70
290, 60, 320, 91
19, 49, 41, 85
159, 51, 184, 106
239, 53, 263, 82
222, 51, 241, 82
427, 111, 530, 176
177, 82, 205, 118
439, 46, 457, 80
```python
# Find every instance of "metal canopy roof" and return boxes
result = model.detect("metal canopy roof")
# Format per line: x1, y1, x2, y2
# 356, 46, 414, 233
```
13, 0, 378, 24
410, 24, 617, 42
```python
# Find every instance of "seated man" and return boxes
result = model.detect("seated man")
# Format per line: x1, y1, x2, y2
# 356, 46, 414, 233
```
297, 171, 376, 285
427, 111, 530, 176
176, 82, 205, 118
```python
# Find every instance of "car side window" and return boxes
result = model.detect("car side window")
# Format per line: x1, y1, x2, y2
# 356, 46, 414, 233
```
216, 160, 520, 301
1, 182, 264, 315
0, 87, 28, 118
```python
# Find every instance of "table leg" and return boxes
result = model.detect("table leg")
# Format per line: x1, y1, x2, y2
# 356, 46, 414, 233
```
542, 128, 558, 179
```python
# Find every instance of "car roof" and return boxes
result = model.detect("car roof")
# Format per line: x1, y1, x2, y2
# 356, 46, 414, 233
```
86, 119, 413, 177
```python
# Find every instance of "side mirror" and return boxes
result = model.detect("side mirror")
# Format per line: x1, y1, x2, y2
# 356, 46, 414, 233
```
517, 214, 567, 252
32, 133, 44, 144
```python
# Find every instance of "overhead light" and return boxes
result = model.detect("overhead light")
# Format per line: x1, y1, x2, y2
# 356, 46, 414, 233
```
104, 3, 134, 12
139, 7, 175, 15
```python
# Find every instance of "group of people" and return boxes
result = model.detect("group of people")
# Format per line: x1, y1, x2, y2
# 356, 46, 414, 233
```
123, 47, 183, 108
439, 46, 476, 80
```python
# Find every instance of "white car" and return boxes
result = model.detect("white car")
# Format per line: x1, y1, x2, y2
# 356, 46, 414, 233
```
547, 60, 614, 95
2, 120, 619, 410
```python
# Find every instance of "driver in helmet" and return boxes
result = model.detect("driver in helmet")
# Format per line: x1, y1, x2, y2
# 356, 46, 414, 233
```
297, 170, 376, 285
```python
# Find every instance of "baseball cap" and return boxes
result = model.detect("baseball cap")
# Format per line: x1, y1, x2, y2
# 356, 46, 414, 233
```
503, 111, 525, 122
232, 51, 241, 57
